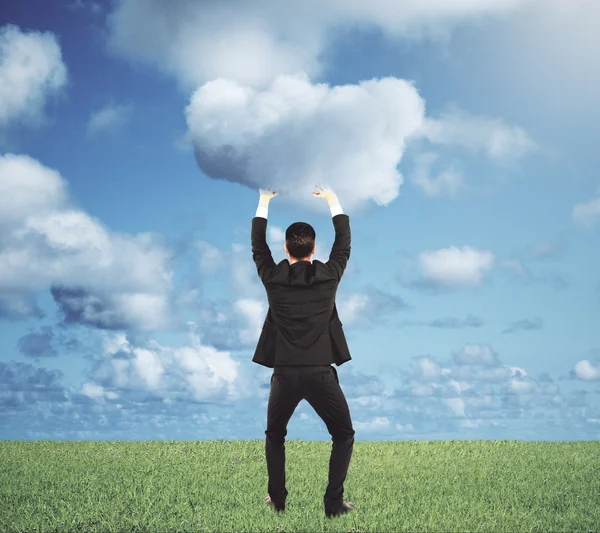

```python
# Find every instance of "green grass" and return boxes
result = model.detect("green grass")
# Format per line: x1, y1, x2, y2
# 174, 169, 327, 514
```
1, 439, 599, 532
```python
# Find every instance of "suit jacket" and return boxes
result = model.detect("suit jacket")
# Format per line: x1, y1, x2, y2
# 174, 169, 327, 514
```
251, 213, 352, 368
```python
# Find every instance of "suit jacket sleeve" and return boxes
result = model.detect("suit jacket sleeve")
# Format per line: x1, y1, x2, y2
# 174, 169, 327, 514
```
252, 216, 276, 283
326, 214, 351, 281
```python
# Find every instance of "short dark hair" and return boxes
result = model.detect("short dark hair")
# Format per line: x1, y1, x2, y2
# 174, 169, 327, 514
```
286, 222, 316, 260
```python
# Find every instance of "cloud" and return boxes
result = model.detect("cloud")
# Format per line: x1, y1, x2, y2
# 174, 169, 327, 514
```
573, 195, 600, 229
527, 241, 566, 261
0, 361, 69, 412
0, 153, 174, 329
67, 0, 103, 15
500, 259, 569, 290
417, 246, 495, 288
0, 153, 69, 230
453, 365, 512, 382
419, 106, 536, 161
0, 292, 45, 321
452, 344, 501, 366
572, 360, 600, 381
84, 328, 256, 404
107, 3, 535, 206
267, 225, 285, 244
397, 246, 496, 292
51, 285, 135, 330
376, 341, 584, 437
107, 0, 528, 90
410, 152, 465, 197
195, 240, 226, 276
186, 73, 425, 211
0, 24, 67, 128
1, 334, 598, 440
502, 317, 543, 334
0, 329, 264, 439
397, 314, 484, 329
87, 102, 133, 136
428, 314, 484, 328
17, 326, 57, 358
335, 285, 409, 328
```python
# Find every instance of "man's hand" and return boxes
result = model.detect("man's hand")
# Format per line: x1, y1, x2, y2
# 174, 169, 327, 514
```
259, 188, 279, 199
259, 188, 278, 209
312, 184, 338, 204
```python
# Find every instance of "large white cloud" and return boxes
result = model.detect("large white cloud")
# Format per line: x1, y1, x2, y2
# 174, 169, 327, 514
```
0, 24, 67, 128
0, 154, 174, 329
107, 0, 528, 90
186, 73, 425, 210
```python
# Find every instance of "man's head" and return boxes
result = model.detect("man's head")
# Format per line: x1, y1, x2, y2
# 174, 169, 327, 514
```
285, 222, 316, 264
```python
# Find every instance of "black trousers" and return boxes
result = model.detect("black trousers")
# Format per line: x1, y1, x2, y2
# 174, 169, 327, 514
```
264, 364, 355, 513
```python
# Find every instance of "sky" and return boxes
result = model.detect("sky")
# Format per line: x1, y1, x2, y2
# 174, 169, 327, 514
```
0, 0, 599, 442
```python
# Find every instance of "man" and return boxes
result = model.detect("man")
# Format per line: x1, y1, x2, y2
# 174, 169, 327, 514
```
251, 184, 356, 518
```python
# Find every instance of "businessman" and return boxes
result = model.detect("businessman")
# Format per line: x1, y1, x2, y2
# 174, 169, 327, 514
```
251, 184, 356, 518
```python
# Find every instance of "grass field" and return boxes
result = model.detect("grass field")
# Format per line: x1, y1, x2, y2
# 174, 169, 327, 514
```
1, 439, 599, 532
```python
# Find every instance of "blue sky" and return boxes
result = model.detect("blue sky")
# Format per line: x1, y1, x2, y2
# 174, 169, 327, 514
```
1, 0, 599, 441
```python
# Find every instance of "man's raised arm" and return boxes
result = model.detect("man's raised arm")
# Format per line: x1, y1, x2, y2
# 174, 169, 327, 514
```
252, 188, 278, 282
313, 185, 351, 282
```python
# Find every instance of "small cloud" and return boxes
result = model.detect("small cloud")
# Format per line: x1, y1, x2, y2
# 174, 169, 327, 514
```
500, 259, 569, 291
66, 0, 102, 15
417, 246, 494, 288
397, 314, 484, 329
50, 285, 129, 330
0, 25, 68, 129
336, 286, 409, 328
195, 240, 226, 276
502, 317, 543, 334
573, 195, 600, 229
0, 293, 45, 321
87, 102, 132, 137
267, 225, 285, 244
428, 314, 484, 328
17, 326, 57, 358
0, 361, 68, 408
452, 344, 500, 366
571, 360, 600, 381
528, 241, 566, 261
410, 152, 465, 198
419, 105, 536, 161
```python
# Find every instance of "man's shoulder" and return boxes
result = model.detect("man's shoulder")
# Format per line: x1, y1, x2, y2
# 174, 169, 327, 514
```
266, 259, 337, 283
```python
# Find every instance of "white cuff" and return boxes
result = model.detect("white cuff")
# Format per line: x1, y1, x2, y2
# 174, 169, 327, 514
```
255, 205, 269, 219
329, 202, 344, 217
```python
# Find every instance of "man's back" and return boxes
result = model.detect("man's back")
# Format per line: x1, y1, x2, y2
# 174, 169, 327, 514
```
251, 208, 352, 368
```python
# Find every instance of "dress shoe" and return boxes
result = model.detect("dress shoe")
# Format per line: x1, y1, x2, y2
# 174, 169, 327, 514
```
264, 495, 285, 512
325, 501, 356, 517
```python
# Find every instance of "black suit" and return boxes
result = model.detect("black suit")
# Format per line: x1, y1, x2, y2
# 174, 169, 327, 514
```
251, 212, 355, 515
251, 213, 352, 368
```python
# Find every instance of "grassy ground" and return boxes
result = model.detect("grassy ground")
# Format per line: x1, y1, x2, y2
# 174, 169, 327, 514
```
1, 439, 599, 532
